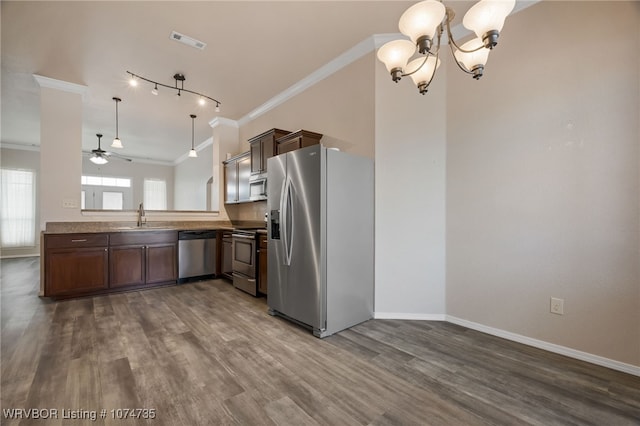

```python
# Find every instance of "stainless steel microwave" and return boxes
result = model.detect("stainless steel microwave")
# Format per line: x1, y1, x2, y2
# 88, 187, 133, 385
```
249, 176, 267, 201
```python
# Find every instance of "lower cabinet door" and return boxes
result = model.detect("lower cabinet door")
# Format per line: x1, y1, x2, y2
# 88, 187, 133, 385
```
46, 247, 109, 296
146, 243, 177, 284
109, 245, 145, 288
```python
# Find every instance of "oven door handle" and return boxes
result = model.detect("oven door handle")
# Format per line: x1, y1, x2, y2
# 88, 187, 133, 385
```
232, 234, 255, 239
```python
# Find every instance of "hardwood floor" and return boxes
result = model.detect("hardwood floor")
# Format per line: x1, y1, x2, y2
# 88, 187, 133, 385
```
1, 257, 639, 425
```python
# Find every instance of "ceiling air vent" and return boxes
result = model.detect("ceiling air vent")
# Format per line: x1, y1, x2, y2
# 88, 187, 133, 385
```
170, 31, 206, 50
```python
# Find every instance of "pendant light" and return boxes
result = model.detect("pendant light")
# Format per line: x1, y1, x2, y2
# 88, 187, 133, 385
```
188, 114, 198, 158
111, 97, 123, 148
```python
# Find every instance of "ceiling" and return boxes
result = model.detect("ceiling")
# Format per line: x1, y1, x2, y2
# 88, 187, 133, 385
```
1, 0, 477, 163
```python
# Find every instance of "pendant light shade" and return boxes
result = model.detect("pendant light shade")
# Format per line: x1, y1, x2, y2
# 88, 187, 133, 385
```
463, 0, 515, 48
189, 114, 198, 158
111, 97, 123, 149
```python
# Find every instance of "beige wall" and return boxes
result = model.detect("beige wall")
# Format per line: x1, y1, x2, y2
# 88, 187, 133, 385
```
446, 1, 639, 366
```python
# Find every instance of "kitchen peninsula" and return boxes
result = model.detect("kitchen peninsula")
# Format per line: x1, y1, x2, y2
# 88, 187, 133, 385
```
41, 221, 241, 299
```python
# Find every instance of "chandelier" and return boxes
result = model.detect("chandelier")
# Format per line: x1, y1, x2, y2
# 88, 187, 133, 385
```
377, 0, 515, 94
126, 71, 221, 111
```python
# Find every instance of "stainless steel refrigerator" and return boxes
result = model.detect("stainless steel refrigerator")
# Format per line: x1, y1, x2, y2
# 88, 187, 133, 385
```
267, 144, 374, 338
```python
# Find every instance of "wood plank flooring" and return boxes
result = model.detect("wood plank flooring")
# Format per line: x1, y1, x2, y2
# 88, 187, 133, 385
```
1, 257, 639, 425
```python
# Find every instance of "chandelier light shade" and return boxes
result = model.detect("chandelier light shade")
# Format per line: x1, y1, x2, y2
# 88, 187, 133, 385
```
376, 40, 417, 82
111, 97, 123, 149
399, 0, 446, 54
188, 114, 198, 158
463, 0, 516, 49
377, 0, 515, 95
407, 56, 441, 94
127, 71, 221, 111
454, 38, 490, 79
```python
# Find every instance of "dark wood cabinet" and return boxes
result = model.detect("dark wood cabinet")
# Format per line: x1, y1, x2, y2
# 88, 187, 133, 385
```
248, 128, 290, 176
276, 130, 323, 155
258, 233, 267, 295
44, 233, 109, 297
109, 245, 145, 288
44, 230, 177, 298
223, 152, 251, 204
110, 231, 178, 288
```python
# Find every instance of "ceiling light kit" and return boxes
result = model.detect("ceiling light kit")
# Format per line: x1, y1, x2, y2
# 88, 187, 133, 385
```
90, 134, 109, 165
126, 71, 221, 111
88, 133, 133, 165
111, 97, 123, 149
188, 114, 198, 158
377, 0, 515, 94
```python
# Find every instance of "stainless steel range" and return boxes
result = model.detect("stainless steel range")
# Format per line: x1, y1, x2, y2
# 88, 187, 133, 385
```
231, 229, 259, 296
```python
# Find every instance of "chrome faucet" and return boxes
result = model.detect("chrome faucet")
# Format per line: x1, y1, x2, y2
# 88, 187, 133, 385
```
137, 202, 145, 227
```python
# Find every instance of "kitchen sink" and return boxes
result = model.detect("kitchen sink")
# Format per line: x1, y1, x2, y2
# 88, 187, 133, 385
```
113, 225, 170, 230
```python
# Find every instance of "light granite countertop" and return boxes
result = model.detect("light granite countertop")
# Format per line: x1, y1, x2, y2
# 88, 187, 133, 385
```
43, 221, 236, 234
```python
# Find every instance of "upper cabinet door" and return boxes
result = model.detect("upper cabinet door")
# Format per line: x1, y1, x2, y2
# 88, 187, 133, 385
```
248, 128, 291, 175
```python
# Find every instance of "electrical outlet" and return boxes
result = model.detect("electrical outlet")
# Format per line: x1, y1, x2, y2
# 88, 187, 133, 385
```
550, 297, 564, 315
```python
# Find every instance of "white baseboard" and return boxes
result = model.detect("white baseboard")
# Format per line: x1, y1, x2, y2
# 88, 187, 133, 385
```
372, 312, 639, 377
445, 315, 640, 377
374, 312, 446, 321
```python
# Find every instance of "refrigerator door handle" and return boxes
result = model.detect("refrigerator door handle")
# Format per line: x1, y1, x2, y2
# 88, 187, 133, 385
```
286, 178, 294, 266
279, 177, 288, 266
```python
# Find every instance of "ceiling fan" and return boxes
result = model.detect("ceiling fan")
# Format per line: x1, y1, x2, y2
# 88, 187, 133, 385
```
84, 133, 132, 164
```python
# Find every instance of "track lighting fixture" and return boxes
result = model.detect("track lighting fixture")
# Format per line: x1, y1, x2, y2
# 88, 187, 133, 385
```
111, 97, 123, 148
127, 71, 221, 111
188, 114, 198, 158
377, 0, 515, 95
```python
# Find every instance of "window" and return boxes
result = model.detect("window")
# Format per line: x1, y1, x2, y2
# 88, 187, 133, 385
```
1, 169, 36, 247
102, 192, 123, 210
144, 179, 167, 210
81, 175, 131, 187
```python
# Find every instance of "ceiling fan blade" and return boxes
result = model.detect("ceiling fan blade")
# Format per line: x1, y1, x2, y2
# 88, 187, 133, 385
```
105, 151, 133, 162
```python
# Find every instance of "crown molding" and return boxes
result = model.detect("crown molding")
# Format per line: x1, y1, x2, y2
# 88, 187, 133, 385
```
238, 36, 376, 126
33, 74, 88, 101
209, 116, 239, 129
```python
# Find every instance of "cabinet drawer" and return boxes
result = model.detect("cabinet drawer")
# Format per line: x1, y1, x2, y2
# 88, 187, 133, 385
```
110, 231, 178, 246
45, 233, 109, 249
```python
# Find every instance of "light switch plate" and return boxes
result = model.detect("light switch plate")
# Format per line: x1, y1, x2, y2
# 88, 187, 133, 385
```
62, 199, 78, 208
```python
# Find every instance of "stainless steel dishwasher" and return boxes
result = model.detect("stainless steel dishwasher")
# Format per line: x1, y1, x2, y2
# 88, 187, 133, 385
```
178, 230, 217, 283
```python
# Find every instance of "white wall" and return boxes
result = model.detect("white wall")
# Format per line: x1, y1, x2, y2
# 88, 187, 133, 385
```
0, 147, 41, 257
374, 51, 447, 318
82, 157, 175, 210
174, 142, 213, 210
39, 85, 84, 228
445, 1, 639, 367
